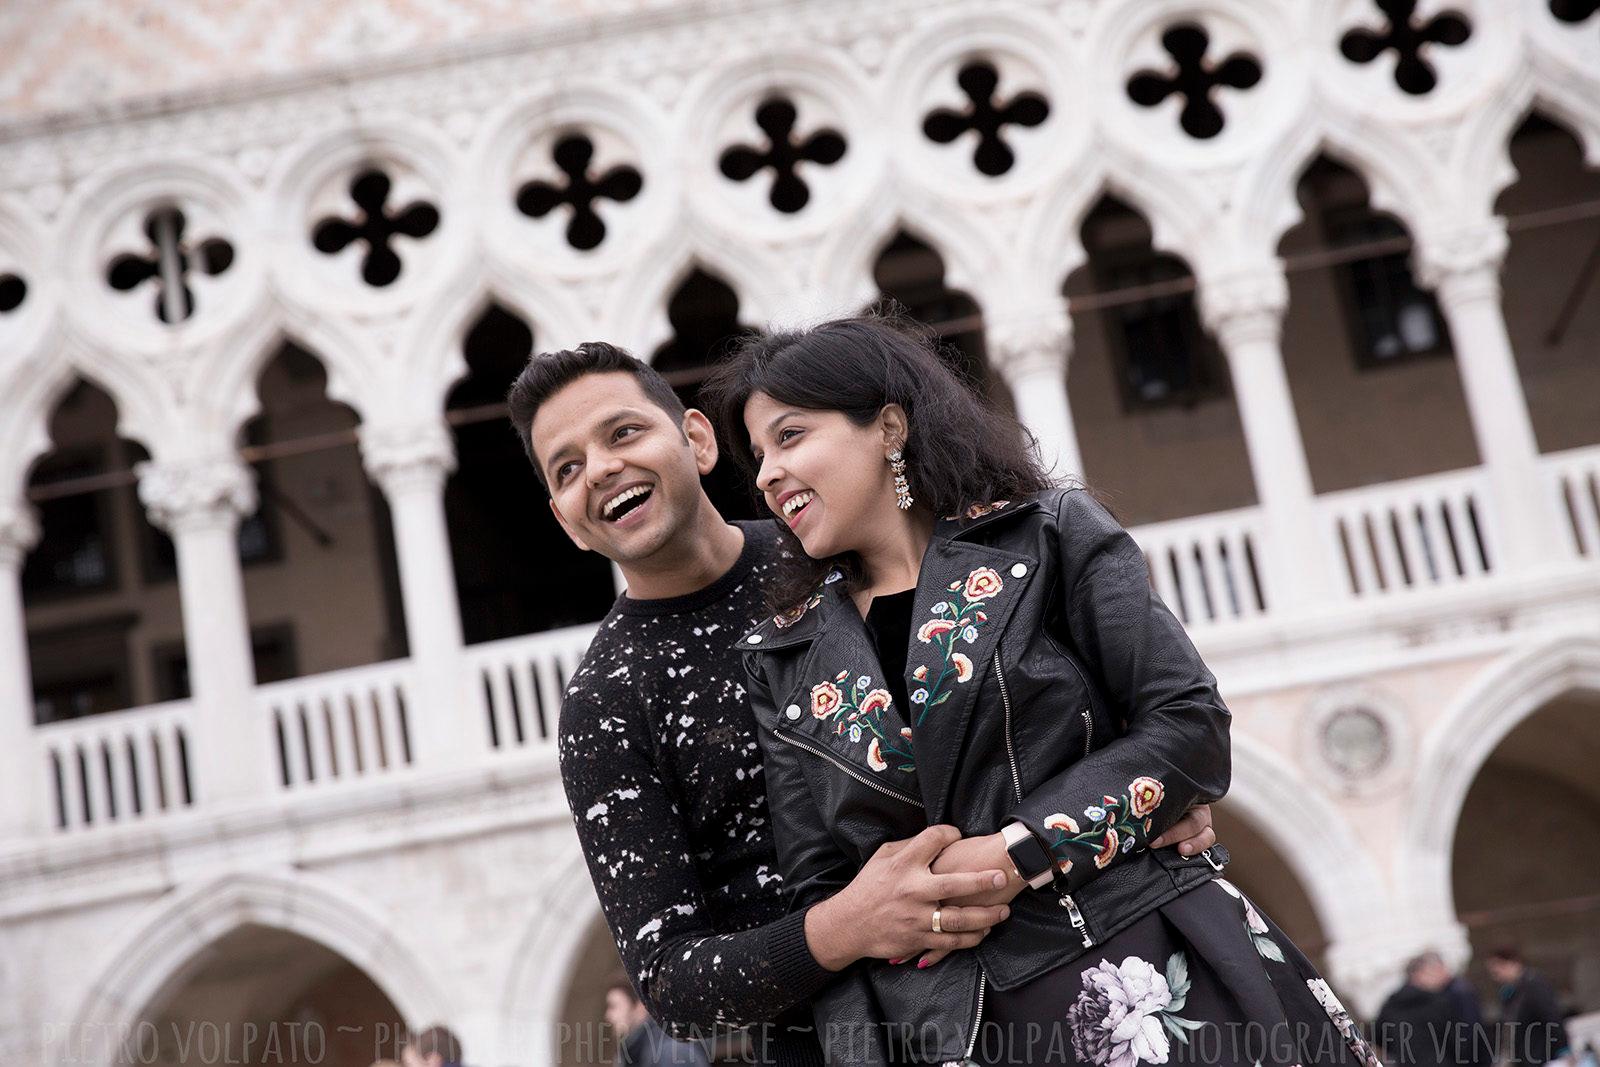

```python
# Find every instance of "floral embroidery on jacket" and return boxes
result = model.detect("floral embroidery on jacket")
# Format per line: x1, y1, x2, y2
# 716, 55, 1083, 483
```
1066, 951, 1207, 1066
946, 499, 1012, 521
773, 592, 822, 629
910, 565, 1003, 726
1042, 775, 1166, 873
809, 672, 913, 773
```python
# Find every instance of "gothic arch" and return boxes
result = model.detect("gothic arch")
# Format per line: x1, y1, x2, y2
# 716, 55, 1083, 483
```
64, 869, 451, 1067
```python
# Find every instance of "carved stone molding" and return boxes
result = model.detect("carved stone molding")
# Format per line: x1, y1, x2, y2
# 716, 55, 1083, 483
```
985, 308, 1073, 383
360, 421, 458, 497
1197, 266, 1288, 350
135, 458, 258, 535
1414, 219, 1511, 305
0, 499, 41, 567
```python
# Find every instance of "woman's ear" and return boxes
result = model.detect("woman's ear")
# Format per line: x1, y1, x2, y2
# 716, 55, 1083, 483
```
682, 408, 721, 476
879, 403, 909, 454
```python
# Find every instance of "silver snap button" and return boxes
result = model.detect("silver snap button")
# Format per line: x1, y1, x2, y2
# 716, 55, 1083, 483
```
747, 634, 762, 644
784, 704, 802, 721
1010, 563, 1028, 578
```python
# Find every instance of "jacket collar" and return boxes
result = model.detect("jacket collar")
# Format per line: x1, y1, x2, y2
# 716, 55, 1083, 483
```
735, 498, 1042, 652
736, 498, 1044, 816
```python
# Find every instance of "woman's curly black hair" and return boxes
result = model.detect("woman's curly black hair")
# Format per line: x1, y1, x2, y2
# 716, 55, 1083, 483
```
701, 311, 1057, 613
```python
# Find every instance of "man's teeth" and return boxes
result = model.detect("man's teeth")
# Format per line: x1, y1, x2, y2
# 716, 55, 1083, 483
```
603, 485, 651, 519
783, 491, 814, 517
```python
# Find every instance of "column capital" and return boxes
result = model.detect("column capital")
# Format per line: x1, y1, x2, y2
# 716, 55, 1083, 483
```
1414, 219, 1508, 303
360, 420, 457, 496
985, 307, 1073, 383
0, 499, 40, 568
1198, 267, 1288, 349
136, 457, 257, 535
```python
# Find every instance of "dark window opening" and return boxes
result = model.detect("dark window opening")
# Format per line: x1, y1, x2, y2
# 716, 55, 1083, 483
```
447, 303, 615, 643
1077, 198, 1226, 412
653, 268, 763, 521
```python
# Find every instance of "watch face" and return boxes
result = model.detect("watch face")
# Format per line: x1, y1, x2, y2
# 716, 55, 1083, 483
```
1008, 835, 1051, 879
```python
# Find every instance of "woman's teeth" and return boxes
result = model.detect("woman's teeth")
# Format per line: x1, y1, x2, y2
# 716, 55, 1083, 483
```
783, 491, 814, 518
603, 485, 651, 520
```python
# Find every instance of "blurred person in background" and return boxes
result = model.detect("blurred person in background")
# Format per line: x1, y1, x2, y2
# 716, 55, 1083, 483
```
1488, 946, 1572, 1066
400, 1025, 463, 1067
1377, 950, 1489, 1066
605, 979, 711, 1067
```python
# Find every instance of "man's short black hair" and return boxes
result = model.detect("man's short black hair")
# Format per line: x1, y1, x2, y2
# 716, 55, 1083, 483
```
506, 341, 687, 487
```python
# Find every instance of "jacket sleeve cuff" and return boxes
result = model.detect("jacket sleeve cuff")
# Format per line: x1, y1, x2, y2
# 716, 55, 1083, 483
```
765, 907, 834, 998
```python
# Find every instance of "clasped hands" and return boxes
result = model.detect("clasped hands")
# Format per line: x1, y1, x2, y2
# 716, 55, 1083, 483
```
803, 804, 1215, 972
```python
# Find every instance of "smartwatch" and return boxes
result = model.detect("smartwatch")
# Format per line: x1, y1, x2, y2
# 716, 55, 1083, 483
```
1001, 821, 1056, 889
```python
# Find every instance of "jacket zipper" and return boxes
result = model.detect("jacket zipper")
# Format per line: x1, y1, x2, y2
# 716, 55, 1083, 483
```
770, 727, 922, 807
996, 652, 1095, 951
958, 971, 987, 1065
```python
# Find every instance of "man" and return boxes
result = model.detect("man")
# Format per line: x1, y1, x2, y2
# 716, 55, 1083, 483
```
1487, 946, 1572, 1066
507, 342, 1217, 1064
605, 979, 712, 1066
1376, 950, 1487, 1066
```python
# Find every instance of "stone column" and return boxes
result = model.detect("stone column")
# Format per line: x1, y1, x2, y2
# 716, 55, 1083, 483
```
360, 421, 476, 766
1201, 268, 1340, 608
1418, 223, 1567, 571
986, 307, 1085, 483
0, 500, 41, 837
137, 457, 271, 804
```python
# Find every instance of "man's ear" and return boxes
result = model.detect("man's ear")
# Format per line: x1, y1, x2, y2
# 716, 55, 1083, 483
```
879, 403, 909, 454
548, 497, 593, 553
682, 408, 721, 476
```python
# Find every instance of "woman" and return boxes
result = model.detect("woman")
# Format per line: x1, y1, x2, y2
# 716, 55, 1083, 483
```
703, 315, 1384, 1067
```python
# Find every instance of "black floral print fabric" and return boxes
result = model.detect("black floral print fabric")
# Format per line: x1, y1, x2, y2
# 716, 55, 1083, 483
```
972, 878, 1387, 1067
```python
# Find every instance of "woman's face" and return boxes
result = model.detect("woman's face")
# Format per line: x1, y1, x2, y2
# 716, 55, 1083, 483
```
744, 390, 901, 560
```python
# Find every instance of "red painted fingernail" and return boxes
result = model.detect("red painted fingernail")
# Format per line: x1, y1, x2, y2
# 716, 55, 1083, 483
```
917, 957, 930, 969
889, 957, 907, 965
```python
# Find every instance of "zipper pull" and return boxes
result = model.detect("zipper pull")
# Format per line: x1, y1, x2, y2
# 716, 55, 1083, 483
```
1201, 847, 1225, 872
1058, 893, 1094, 947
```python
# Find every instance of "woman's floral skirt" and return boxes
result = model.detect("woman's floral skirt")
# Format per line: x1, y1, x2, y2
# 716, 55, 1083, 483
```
970, 878, 1386, 1067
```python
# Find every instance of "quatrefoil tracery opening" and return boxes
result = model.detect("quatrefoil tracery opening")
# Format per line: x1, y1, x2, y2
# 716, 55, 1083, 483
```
0, 273, 24, 314
1126, 23, 1262, 140
719, 97, 847, 214
515, 134, 644, 251
1339, 0, 1472, 96
1548, 0, 1599, 22
922, 61, 1050, 177
105, 206, 235, 324
311, 169, 440, 288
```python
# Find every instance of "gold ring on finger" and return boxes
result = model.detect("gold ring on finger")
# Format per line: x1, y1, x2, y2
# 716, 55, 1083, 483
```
931, 907, 943, 934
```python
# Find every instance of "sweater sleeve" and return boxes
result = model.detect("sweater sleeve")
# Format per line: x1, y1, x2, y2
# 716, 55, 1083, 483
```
557, 674, 834, 1040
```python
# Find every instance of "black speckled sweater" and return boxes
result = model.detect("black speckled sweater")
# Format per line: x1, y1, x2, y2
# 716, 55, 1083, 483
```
557, 521, 830, 1065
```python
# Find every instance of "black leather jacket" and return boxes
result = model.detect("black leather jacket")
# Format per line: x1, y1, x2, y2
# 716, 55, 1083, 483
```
738, 487, 1233, 1065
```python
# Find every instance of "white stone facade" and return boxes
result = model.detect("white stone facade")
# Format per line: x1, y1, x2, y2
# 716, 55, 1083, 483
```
2, 1, 1599, 1064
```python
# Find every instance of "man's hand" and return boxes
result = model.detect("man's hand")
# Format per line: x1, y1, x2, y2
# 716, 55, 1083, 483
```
1150, 803, 1216, 856
803, 825, 1012, 972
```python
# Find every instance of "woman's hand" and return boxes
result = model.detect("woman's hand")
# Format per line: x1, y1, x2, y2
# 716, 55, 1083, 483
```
906, 831, 1026, 968
803, 825, 1013, 972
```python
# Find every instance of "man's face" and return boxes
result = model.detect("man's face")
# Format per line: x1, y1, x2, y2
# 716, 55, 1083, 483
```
530, 372, 716, 564
604, 989, 641, 1034
1486, 958, 1520, 985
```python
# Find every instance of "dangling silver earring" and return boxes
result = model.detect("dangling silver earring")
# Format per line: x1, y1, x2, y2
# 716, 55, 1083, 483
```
888, 449, 913, 510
